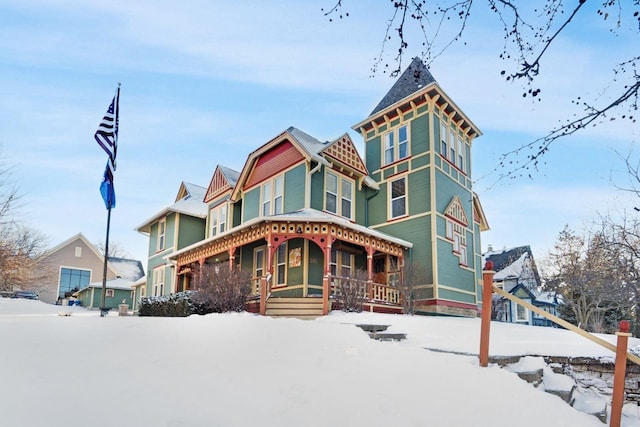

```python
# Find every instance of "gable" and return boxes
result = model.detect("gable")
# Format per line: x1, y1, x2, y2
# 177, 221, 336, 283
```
245, 140, 305, 189
322, 134, 368, 176
444, 196, 469, 226
472, 193, 490, 231
204, 166, 233, 203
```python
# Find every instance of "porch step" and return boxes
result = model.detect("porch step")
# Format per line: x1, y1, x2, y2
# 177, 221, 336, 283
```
265, 297, 324, 320
356, 324, 407, 341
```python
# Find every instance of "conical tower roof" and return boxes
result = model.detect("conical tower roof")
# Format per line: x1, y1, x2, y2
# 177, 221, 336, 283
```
370, 57, 436, 116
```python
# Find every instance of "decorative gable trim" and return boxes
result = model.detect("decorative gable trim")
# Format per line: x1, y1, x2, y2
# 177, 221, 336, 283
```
322, 134, 368, 176
444, 195, 469, 227
176, 183, 190, 202
245, 140, 304, 190
204, 166, 232, 203
472, 192, 490, 231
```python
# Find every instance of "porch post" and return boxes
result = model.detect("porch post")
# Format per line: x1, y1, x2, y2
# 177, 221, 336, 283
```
366, 246, 375, 281
196, 258, 205, 289
322, 237, 333, 315
228, 246, 237, 270
479, 261, 495, 367
260, 277, 267, 315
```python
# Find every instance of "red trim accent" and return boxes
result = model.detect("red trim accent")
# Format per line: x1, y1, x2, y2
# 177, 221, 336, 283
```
418, 298, 477, 310
444, 214, 468, 228
380, 158, 412, 174
439, 154, 467, 177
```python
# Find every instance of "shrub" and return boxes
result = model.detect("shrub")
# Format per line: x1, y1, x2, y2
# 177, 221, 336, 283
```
334, 269, 368, 312
138, 292, 191, 317
191, 262, 252, 314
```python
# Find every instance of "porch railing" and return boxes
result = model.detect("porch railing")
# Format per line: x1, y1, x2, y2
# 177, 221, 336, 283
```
329, 275, 401, 305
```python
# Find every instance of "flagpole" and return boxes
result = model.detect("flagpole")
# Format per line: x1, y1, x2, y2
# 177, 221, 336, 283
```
100, 205, 112, 317
96, 83, 120, 317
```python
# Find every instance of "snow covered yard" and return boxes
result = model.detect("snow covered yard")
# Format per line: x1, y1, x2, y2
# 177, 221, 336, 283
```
1, 299, 639, 427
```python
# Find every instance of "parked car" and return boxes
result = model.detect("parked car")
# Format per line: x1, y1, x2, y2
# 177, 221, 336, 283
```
11, 291, 39, 300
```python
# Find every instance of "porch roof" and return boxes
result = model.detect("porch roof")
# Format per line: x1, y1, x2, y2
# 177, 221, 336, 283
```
168, 208, 412, 262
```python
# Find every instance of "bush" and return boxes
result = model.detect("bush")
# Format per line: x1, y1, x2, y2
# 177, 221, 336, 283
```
191, 262, 251, 314
138, 263, 252, 317
138, 292, 191, 317
334, 269, 368, 313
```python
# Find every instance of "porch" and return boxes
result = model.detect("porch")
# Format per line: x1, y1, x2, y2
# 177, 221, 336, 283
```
168, 209, 412, 317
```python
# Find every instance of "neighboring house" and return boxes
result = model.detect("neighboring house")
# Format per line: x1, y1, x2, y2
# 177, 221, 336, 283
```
137, 58, 490, 317
37, 233, 144, 305
135, 181, 209, 296
484, 245, 559, 326
73, 277, 136, 310
130, 275, 147, 313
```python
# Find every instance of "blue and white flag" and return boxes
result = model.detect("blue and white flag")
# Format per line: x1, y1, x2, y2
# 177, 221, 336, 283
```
94, 86, 120, 209
100, 160, 116, 209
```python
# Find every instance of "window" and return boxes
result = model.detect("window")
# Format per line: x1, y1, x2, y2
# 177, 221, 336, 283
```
440, 120, 467, 173
209, 204, 227, 237
153, 266, 165, 296
325, 172, 354, 219
449, 129, 457, 167
330, 249, 353, 281
261, 175, 284, 216
74, 247, 82, 257
275, 243, 287, 286
58, 268, 91, 299
515, 302, 528, 322
390, 177, 407, 219
383, 124, 409, 165
105, 289, 115, 298
440, 123, 448, 159
157, 219, 166, 251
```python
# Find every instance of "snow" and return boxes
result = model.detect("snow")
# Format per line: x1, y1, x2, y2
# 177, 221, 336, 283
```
1, 298, 639, 426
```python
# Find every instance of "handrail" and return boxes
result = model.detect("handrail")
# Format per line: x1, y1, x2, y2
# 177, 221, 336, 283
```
493, 285, 640, 366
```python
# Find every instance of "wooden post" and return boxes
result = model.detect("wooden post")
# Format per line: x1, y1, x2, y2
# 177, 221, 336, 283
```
259, 277, 267, 316
322, 276, 330, 315
610, 320, 631, 427
479, 261, 495, 367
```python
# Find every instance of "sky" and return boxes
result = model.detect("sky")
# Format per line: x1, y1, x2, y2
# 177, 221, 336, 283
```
1, 1, 638, 269
2, 298, 640, 426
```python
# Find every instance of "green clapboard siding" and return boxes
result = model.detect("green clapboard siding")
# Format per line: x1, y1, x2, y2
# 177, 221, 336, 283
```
407, 169, 430, 216
284, 165, 305, 212
308, 242, 324, 288
243, 187, 260, 222
438, 288, 476, 304
436, 242, 475, 293
287, 238, 304, 286
310, 166, 324, 211
411, 113, 430, 155
177, 215, 205, 249
376, 215, 433, 283
366, 135, 382, 172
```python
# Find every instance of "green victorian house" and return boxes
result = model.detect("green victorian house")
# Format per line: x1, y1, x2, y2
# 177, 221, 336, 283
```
136, 58, 489, 317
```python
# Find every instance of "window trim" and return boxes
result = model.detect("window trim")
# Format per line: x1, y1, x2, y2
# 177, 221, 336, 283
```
324, 171, 354, 220
514, 302, 528, 322
153, 266, 165, 296
209, 204, 227, 238
157, 219, 166, 252
389, 176, 407, 220
274, 243, 287, 287
382, 124, 410, 166
261, 175, 284, 216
